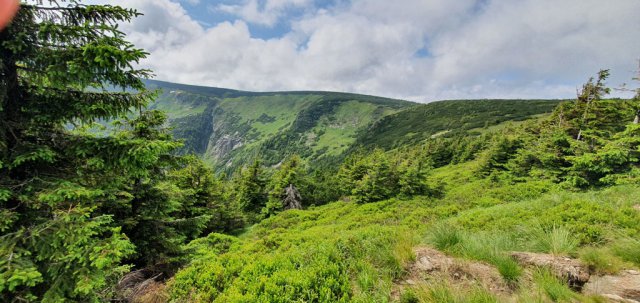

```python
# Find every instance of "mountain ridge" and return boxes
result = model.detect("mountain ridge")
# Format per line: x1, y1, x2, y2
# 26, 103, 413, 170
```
144, 79, 562, 173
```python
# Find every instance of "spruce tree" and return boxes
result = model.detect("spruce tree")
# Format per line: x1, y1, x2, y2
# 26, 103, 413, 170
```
0, 1, 165, 301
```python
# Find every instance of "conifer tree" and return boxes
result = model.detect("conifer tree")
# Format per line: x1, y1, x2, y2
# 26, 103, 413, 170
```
233, 159, 267, 216
0, 1, 167, 301
263, 155, 306, 217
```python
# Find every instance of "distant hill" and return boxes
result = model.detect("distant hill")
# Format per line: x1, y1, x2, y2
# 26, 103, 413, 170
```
144, 79, 562, 172
357, 99, 563, 150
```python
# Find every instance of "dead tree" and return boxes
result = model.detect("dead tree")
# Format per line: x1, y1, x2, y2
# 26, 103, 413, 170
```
283, 184, 303, 210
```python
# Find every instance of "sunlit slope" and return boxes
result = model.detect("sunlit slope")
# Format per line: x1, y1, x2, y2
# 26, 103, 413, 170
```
145, 80, 561, 171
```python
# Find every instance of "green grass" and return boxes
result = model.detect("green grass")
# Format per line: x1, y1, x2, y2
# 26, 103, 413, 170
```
311, 101, 397, 157
168, 160, 640, 302
530, 225, 579, 255
401, 283, 499, 303
219, 94, 319, 137
533, 268, 577, 302
579, 246, 626, 275
612, 237, 640, 266
427, 226, 523, 283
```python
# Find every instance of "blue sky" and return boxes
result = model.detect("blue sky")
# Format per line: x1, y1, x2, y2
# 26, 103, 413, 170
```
95, 0, 640, 102
180, 0, 341, 39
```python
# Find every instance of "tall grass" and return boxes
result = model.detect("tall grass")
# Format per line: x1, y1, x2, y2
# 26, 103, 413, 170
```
404, 283, 499, 303
427, 225, 523, 283
579, 247, 626, 275
429, 223, 464, 253
530, 225, 579, 255
612, 237, 640, 266
533, 268, 577, 302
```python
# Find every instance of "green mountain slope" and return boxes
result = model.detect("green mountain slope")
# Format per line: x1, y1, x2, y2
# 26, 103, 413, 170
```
144, 80, 562, 172
145, 80, 413, 171
357, 99, 563, 150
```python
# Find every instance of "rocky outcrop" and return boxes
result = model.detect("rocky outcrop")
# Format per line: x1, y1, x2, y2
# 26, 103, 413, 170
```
583, 270, 640, 303
510, 251, 590, 290
398, 247, 510, 295
207, 133, 243, 160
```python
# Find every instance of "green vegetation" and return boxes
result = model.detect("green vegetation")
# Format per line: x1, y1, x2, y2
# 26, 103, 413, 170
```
356, 99, 562, 150
145, 80, 561, 174
2, 1, 639, 302
166, 69, 640, 302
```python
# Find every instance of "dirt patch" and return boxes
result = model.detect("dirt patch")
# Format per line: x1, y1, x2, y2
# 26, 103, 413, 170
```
583, 270, 640, 303
510, 251, 590, 290
392, 247, 510, 300
633, 205, 640, 212
395, 248, 640, 302
117, 269, 169, 303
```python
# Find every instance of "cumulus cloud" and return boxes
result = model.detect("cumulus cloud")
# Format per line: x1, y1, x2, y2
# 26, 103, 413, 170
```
90, 0, 640, 102
214, 0, 313, 27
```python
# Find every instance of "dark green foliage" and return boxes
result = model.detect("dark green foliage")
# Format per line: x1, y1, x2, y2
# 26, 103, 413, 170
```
356, 99, 561, 150
170, 156, 244, 236
477, 134, 524, 177
0, 2, 153, 301
464, 71, 640, 188
263, 155, 307, 217
232, 160, 268, 216
171, 106, 215, 155
338, 149, 434, 203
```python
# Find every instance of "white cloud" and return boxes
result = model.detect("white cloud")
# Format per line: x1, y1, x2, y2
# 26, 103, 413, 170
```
95, 0, 640, 102
214, 0, 313, 27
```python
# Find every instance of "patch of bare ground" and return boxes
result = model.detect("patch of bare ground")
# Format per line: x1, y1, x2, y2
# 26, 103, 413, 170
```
392, 247, 510, 301
395, 248, 640, 302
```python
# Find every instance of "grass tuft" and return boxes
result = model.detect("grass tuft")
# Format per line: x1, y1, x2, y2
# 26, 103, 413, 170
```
531, 225, 579, 255
429, 223, 464, 253
533, 268, 577, 302
612, 237, 640, 266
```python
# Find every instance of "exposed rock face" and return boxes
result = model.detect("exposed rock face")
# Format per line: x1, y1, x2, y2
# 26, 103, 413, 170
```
207, 133, 243, 160
583, 270, 640, 303
510, 251, 590, 290
203, 107, 245, 165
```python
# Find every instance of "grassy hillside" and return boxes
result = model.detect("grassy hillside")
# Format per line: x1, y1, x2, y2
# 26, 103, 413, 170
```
356, 99, 563, 150
144, 80, 414, 171
167, 159, 640, 302
144, 80, 562, 173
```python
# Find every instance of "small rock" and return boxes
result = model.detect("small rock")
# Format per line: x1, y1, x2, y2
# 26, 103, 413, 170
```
416, 256, 436, 271
405, 279, 416, 285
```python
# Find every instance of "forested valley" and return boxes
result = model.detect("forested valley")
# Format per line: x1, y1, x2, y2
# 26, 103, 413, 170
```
1, 2, 640, 303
